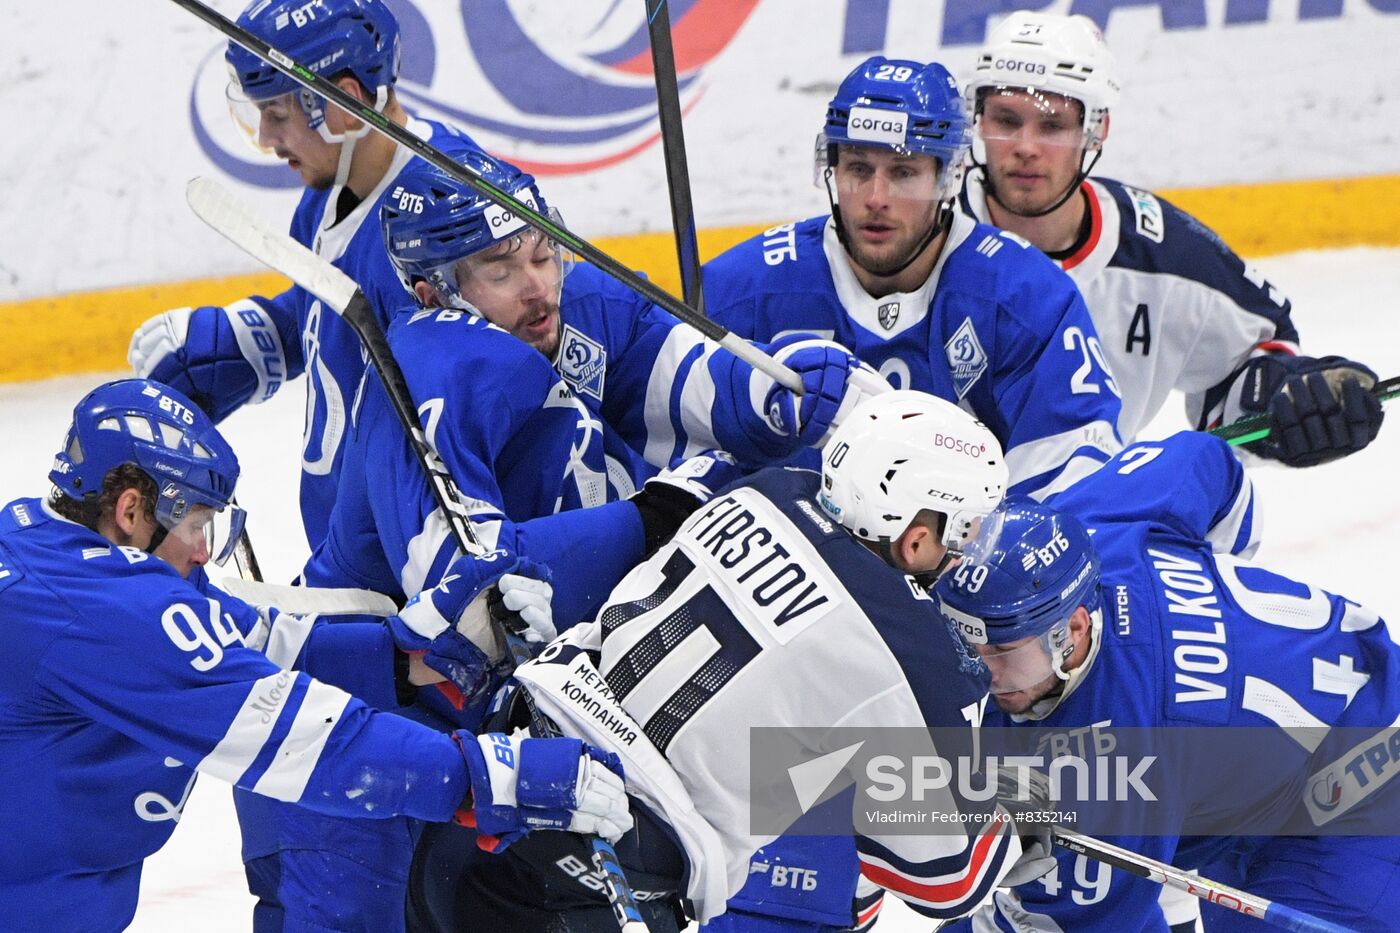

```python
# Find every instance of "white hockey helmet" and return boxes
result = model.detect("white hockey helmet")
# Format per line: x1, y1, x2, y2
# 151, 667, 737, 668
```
966, 11, 1121, 148
818, 390, 1007, 554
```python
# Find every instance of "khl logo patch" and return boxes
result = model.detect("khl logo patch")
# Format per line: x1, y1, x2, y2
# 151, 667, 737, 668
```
558, 324, 606, 402
945, 317, 988, 399
877, 301, 900, 331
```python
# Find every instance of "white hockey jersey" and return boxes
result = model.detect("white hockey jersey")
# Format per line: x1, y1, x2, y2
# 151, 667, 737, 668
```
516, 468, 1019, 923
960, 175, 1300, 440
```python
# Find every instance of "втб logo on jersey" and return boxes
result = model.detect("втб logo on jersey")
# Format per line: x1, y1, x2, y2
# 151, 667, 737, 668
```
194, 0, 759, 185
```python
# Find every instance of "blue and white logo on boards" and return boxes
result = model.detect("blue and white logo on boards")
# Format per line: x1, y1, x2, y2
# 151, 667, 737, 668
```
945, 317, 988, 400
558, 324, 606, 402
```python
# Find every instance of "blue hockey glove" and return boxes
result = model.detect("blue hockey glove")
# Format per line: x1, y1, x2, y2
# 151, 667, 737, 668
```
1238, 354, 1383, 467
630, 450, 746, 556
764, 339, 861, 446
128, 299, 287, 422
390, 551, 555, 708
453, 730, 633, 852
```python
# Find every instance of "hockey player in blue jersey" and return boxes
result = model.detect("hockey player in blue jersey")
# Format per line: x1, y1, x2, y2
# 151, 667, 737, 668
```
703, 56, 1123, 503
128, 0, 483, 548
699, 55, 1123, 932
0, 379, 632, 933
410, 391, 1063, 931
959, 11, 1384, 463
933, 431, 1400, 931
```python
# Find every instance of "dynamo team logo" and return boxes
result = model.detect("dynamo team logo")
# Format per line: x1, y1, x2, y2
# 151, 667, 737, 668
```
192, 0, 759, 187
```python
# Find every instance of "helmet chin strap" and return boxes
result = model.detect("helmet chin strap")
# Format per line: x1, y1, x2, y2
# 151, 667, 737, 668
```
823, 167, 950, 281
326, 86, 390, 192
1014, 606, 1105, 722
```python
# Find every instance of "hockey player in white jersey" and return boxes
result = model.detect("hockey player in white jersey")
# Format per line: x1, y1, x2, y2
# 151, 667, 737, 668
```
414, 392, 1060, 930
704, 56, 1124, 503
128, 0, 485, 549
959, 11, 1384, 463
0, 379, 631, 933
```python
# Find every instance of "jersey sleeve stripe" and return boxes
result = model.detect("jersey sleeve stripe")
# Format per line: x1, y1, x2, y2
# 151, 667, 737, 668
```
1005, 420, 1121, 496
196, 670, 297, 783
858, 816, 1011, 914
264, 611, 317, 668
401, 509, 470, 598
644, 327, 706, 467
1206, 470, 1259, 558
250, 680, 353, 802
677, 342, 722, 460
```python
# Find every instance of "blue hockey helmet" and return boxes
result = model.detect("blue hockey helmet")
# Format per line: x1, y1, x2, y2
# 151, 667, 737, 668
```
934, 497, 1101, 707
816, 56, 972, 202
49, 379, 246, 565
226, 0, 400, 142
227, 0, 400, 101
380, 138, 570, 309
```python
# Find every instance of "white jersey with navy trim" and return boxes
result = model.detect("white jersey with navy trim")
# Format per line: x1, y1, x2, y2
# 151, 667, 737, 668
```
515, 467, 1020, 923
960, 175, 1301, 441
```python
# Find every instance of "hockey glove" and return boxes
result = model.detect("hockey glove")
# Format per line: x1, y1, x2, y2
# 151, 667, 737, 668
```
994, 761, 1057, 887
629, 450, 745, 556
390, 550, 555, 708
128, 299, 287, 422
1237, 354, 1383, 467
453, 730, 633, 852
762, 339, 864, 446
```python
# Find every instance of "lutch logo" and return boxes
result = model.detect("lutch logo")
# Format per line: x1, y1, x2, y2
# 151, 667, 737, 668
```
193, 0, 759, 186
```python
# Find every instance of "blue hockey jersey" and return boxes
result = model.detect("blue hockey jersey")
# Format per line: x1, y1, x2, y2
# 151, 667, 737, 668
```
154, 117, 480, 549
0, 499, 470, 933
946, 432, 1400, 931
703, 212, 1123, 500
302, 307, 646, 631
960, 175, 1301, 440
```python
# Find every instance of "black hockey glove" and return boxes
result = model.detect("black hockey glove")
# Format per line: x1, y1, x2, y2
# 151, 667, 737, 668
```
1238, 355, 1383, 467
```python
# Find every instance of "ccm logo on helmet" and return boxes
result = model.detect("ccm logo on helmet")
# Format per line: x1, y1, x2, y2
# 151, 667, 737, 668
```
933, 433, 987, 458
994, 58, 1046, 76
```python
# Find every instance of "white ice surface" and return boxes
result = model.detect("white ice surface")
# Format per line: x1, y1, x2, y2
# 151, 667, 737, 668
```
2, 247, 1397, 931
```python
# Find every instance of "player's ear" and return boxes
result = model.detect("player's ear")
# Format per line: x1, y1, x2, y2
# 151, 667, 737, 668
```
112, 487, 147, 538
329, 76, 367, 131
413, 281, 441, 308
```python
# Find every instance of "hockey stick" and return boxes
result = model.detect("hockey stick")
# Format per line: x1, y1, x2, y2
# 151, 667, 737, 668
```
229, 500, 263, 583
185, 177, 650, 932
1211, 374, 1400, 447
165, 0, 798, 393
1051, 827, 1351, 933
644, 0, 706, 317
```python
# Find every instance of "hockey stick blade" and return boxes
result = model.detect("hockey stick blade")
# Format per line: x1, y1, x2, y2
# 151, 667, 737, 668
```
186, 177, 490, 560
1212, 374, 1399, 446
186, 177, 357, 312
1053, 827, 1351, 932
